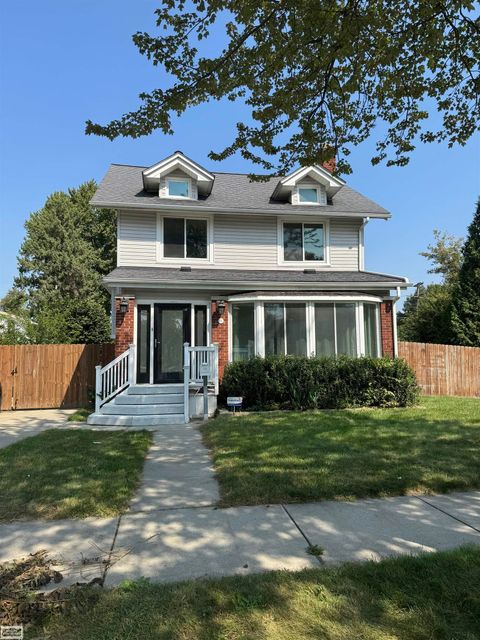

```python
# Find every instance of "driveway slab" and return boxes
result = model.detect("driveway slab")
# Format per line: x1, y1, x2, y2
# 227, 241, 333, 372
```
419, 491, 480, 531
106, 505, 317, 585
0, 409, 75, 448
128, 425, 219, 510
286, 496, 480, 565
0, 517, 118, 586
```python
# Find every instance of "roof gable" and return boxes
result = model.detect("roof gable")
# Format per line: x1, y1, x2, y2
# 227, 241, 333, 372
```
142, 151, 214, 196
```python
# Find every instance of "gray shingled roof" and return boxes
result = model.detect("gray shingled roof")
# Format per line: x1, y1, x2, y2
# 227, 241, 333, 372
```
104, 266, 407, 287
92, 164, 390, 217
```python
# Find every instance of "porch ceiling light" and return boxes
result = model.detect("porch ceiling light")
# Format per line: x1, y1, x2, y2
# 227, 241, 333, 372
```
119, 297, 129, 314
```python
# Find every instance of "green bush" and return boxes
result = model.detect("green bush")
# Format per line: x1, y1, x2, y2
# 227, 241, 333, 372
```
220, 356, 419, 410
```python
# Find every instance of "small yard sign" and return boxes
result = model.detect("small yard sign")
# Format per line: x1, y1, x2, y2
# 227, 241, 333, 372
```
227, 396, 243, 412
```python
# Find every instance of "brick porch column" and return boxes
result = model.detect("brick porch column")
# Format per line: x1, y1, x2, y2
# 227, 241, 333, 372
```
211, 300, 229, 380
114, 297, 135, 357
380, 301, 395, 358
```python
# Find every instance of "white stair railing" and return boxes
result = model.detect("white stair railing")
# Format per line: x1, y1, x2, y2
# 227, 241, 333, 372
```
183, 343, 219, 423
95, 344, 135, 412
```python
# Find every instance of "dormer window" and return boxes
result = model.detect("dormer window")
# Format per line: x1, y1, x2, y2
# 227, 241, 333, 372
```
298, 187, 320, 204
167, 178, 190, 199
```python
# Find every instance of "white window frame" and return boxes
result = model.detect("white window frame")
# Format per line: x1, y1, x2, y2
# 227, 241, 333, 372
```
293, 182, 327, 206
156, 212, 214, 263
277, 217, 330, 266
228, 298, 382, 363
164, 176, 192, 200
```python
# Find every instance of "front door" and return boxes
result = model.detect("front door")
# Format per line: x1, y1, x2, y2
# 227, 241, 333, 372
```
153, 304, 191, 383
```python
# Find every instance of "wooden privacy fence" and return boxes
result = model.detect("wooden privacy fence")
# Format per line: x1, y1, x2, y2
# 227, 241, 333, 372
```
0, 343, 115, 411
398, 341, 480, 397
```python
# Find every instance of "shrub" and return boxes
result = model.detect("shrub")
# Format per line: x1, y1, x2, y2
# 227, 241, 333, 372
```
220, 356, 419, 410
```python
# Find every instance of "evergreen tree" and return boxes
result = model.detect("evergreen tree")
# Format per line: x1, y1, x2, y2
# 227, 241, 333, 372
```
10, 181, 116, 344
398, 285, 455, 344
451, 198, 480, 346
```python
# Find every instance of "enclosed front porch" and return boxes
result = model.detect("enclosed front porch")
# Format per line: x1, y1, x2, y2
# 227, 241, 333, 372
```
88, 290, 396, 426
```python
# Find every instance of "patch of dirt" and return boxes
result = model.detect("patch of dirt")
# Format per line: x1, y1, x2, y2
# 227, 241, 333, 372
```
0, 550, 100, 630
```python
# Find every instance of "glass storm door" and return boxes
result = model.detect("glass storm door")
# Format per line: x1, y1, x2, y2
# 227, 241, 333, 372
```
153, 304, 191, 383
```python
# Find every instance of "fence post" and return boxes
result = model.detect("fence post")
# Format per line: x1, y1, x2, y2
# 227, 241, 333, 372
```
183, 342, 190, 424
95, 365, 101, 413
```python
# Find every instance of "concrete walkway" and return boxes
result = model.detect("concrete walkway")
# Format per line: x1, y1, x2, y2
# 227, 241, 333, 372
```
128, 424, 219, 510
1, 492, 479, 587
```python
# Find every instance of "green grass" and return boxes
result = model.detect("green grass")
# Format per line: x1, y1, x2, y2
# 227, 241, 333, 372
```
38, 547, 480, 640
202, 396, 480, 506
67, 408, 92, 422
0, 429, 152, 521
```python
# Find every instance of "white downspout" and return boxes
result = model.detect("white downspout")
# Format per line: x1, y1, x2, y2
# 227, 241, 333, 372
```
392, 286, 401, 358
359, 217, 369, 270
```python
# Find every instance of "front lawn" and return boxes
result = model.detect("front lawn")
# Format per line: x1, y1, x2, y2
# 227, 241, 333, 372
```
0, 429, 152, 521
202, 396, 480, 506
40, 547, 480, 640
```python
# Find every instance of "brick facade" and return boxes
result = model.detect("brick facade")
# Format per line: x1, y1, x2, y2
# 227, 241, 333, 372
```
211, 300, 229, 380
380, 301, 395, 358
114, 297, 135, 357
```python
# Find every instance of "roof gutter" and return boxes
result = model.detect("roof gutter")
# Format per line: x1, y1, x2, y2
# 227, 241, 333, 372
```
90, 200, 391, 219
103, 278, 409, 291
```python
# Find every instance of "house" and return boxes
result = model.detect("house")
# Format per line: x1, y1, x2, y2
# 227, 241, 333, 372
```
87, 151, 409, 426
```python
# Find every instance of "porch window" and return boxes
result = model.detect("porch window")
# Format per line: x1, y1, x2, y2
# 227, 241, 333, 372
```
232, 303, 255, 361
264, 303, 307, 356
163, 217, 208, 259
336, 303, 357, 356
314, 304, 335, 356
314, 302, 357, 357
283, 222, 324, 261
363, 302, 379, 356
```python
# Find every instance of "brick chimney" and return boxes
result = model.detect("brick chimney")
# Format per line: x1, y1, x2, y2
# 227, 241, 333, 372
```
322, 157, 336, 173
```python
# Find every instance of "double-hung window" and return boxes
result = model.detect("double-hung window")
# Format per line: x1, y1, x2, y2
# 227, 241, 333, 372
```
283, 222, 325, 262
163, 217, 208, 259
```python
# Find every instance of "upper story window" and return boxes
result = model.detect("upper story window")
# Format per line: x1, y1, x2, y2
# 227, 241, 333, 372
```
283, 222, 325, 262
298, 187, 320, 204
293, 183, 327, 205
167, 178, 190, 199
163, 217, 208, 259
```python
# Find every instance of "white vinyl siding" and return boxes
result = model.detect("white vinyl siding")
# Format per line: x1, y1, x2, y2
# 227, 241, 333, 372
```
117, 211, 361, 271
214, 214, 278, 268
330, 219, 360, 270
118, 211, 157, 265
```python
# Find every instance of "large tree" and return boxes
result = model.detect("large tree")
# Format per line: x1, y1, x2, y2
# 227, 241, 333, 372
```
451, 198, 480, 346
398, 229, 463, 344
86, 1, 480, 175
8, 181, 116, 344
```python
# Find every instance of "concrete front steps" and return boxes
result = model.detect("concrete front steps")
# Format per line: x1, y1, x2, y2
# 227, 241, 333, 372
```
87, 384, 185, 426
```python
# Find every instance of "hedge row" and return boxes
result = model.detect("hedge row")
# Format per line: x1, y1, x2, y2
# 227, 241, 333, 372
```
220, 356, 419, 410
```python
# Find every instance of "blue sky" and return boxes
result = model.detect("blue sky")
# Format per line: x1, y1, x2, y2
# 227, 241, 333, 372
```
1, 1, 479, 305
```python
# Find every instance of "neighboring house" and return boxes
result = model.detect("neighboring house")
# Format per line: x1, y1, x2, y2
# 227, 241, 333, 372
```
88, 151, 409, 425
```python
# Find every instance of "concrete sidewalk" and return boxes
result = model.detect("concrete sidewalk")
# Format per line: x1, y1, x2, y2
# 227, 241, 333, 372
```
1, 492, 479, 587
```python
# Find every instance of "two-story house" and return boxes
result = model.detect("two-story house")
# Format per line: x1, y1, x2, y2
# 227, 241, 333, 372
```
87, 151, 409, 426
